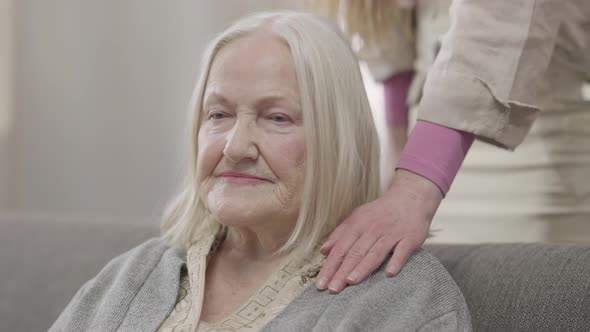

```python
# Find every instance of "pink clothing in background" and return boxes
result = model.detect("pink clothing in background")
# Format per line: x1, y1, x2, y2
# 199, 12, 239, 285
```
397, 121, 475, 196
383, 71, 414, 127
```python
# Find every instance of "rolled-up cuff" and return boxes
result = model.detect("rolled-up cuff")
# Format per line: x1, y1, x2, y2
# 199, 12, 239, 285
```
418, 69, 539, 150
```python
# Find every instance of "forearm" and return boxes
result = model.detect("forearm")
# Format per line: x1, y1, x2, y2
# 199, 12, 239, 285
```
418, 0, 562, 149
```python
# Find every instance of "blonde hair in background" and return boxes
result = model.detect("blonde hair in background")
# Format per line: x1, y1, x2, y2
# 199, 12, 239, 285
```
302, 0, 414, 54
161, 11, 381, 257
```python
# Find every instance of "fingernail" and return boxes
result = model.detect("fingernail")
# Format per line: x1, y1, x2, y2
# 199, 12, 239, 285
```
328, 280, 343, 293
316, 277, 329, 290
386, 268, 396, 276
346, 271, 360, 283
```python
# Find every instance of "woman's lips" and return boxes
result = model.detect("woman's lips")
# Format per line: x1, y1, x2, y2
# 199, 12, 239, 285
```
218, 172, 270, 185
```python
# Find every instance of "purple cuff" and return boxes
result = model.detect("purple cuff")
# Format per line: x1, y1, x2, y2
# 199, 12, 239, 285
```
383, 71, 414, 128
397, 121, 475, 196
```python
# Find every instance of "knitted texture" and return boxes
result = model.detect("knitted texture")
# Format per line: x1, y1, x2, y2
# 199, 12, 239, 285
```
50, 238, 472, 332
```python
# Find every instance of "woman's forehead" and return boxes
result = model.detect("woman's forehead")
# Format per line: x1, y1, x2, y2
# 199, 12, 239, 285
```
204, 32, 300, 106
208, 32, 295, 83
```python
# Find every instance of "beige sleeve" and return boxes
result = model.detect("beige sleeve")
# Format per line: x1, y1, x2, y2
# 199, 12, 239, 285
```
417, 0, 563, 150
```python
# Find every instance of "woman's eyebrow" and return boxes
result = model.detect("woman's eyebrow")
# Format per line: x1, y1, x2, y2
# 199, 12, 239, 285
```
253, 94, 301, 112
203, 92, 301, 113
202, 92, 235, 109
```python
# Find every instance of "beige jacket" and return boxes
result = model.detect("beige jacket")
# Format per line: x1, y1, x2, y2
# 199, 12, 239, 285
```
366, 0, 590, 150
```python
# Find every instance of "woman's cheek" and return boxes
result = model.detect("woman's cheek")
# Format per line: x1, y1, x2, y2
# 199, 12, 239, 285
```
264, 132, 306, 178
196, 132, 226, 182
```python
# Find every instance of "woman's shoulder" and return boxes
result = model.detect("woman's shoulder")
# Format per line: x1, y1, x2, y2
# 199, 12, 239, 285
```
102, 237, 181, 271
49, 237, 185, 332
369, 248, 468, 305
75, 237, 184, 296
81, 237, 182, 285
381, 247, 461, 291
263, 248, 472, 332
343, 248, 472, 330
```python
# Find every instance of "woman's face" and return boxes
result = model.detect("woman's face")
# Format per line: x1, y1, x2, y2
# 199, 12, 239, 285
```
197, 31, 305, 230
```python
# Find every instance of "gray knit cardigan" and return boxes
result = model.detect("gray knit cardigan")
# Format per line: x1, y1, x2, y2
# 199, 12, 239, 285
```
50, 238, 472, 332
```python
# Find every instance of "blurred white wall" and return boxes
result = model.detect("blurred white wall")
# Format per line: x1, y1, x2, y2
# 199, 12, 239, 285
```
0, 0, 15, 210
8, 0, 296, 223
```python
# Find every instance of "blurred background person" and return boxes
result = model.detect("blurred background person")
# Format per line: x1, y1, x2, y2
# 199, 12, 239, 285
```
305, 0, 590, 244
304, 0, 419, 189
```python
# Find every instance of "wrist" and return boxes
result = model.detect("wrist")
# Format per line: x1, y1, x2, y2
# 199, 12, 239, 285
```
388, 169, 443, 218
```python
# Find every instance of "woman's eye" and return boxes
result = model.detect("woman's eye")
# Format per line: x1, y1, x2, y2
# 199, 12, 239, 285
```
270, 114, 289, 123
209, 112, 228, 120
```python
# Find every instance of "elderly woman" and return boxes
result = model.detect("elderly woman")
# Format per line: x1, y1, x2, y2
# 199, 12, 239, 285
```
50, 11, 471, 332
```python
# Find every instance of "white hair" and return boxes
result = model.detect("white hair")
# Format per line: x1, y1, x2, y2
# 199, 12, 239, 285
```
161, 11, 381, 256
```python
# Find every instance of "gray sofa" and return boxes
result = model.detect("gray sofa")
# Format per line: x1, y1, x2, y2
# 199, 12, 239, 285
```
2, 216, 589, 331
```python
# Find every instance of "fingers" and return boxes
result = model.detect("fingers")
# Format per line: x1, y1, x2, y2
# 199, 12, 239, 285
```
319, 237, 337, 256
345, 235, 397, 285
325, 233, 387, 293
320, 235, 420, 294
320, 218, 352, 255
385, 238, 418, 276
315, 226, 361, 290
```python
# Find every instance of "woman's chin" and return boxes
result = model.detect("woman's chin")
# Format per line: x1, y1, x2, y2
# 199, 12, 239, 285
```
208, 204, 269, 227
213, 213, 265, 230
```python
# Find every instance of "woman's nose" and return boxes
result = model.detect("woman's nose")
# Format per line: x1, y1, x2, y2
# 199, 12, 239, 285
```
223, 118, 259, 163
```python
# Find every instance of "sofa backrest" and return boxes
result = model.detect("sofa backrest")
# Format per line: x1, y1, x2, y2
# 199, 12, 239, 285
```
0, 216, 159, 332
426, 243, 590, 332
2, 216, 589, 332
